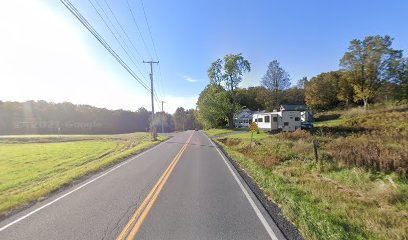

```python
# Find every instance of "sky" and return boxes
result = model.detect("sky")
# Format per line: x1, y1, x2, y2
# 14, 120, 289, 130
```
1, 0, 407, 114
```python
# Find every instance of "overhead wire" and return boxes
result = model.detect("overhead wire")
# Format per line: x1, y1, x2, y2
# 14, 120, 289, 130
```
100, 0, 145, 64
60, 0, 151, 92
125, 0, 153, 60
62, 0, 164, 110
139, 0, 166, 108
140, 0, 159, 59
87, 0, 149, 84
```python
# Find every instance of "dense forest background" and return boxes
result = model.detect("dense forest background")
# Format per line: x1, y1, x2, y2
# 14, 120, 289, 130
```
0, 101, 174, 134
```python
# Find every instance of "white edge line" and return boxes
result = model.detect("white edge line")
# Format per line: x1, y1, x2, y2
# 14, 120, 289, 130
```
0, 140, 166, 232
208, 136, 279, 240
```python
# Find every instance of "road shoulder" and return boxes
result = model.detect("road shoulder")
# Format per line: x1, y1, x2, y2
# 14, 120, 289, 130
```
207, 134, 303, 240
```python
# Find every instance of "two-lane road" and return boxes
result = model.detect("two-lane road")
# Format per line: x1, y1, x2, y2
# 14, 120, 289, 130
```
0, 131, 285, 240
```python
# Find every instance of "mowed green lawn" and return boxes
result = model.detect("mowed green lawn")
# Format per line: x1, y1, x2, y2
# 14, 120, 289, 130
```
204, 128, 246, 136
0, 134, 167, 216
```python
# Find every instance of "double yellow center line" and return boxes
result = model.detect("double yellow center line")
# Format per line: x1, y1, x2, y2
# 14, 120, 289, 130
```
116, 132, 194, 240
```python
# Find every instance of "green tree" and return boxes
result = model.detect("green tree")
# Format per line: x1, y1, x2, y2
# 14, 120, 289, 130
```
394, 58, 408, 101
337, 74, 354, 109
196, 84, 232, 129
305, 71, 341, 110
173, 107, 186, 131
207, 54, 250, 128
340, 35, 403, 110
236, 86, 269, 111
208, 59, 223, 86
261, 60, 291, 109
281, 87, 306, 105
296, 76, 308, 89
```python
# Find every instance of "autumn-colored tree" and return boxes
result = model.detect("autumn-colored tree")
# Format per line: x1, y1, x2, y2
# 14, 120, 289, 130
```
337, 73, 354, 109
305, 71, 341, 110
340, 35, 403, 110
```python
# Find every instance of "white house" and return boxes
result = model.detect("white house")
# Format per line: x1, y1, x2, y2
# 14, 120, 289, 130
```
234, 108, 254, 128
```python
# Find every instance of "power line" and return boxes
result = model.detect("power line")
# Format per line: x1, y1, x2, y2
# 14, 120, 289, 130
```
140, 0, 159, 59
60, 0, 150, 92
100, 0, 144, 62
93, 0, 163, 105
125, 0, 153, 59
87, 0, 149, 83
139, 0, 166, 102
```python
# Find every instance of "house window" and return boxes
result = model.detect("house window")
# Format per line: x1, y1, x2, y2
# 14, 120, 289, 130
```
273, 117, 277, 122
295, 117, 300, 121
258, 118, 263, 122
284, 122, 289, 126
264, 116, 270, 123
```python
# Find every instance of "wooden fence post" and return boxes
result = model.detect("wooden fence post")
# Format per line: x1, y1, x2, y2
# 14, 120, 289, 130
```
313, 139, 319, 162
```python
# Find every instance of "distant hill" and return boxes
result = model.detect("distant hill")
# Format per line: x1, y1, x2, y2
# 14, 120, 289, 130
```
0, 100, 153, 135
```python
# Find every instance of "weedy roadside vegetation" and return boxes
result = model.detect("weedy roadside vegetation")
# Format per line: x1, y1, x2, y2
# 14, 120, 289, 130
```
216, 102, 408, 240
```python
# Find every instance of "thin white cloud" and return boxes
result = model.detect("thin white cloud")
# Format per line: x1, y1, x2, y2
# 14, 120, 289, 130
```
182, 75, 200, 83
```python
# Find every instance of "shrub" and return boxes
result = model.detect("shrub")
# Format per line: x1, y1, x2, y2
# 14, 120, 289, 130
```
328, 136, 408, 174
279, 129, 312, 141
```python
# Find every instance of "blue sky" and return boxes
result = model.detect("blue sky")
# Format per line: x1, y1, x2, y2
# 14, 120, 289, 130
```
1, 0, 407, 113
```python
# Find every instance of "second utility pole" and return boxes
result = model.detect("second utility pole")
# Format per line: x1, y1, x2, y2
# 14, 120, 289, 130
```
160, 100, 165, 134
144, 60, 159, 140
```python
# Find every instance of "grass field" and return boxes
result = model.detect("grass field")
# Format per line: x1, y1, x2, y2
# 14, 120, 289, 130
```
0, 133, 168, 216
313, 118, 343, 127
215, 103, 408, 240
204, 128, 240, 136
222, 131, 269, 140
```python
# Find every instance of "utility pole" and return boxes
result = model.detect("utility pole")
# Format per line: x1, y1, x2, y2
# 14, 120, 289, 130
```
160, 100, 165, 133
143, 60, 159, 140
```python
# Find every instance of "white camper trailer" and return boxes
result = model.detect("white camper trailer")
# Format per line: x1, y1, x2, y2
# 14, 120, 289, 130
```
252, 113, 280, 131
280, 111, 301, 132
252, 111, 301, 132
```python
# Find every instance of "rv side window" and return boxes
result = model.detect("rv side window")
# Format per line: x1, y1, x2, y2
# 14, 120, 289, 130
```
273, 117, 277, 122
284, 122, 289, 126
264, 116, 270, 123
258, 118, 263, 122
254, 119, 257, 122
295, 117, 300, 121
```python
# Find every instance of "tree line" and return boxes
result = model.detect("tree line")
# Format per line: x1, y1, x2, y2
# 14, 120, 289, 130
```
0, 100, 198, 135
196, 35, 408, 128
306, 35, 407, 110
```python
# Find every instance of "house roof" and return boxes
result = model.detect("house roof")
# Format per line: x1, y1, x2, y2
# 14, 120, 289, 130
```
236, 108, 254, 119
280, 104, 309, 111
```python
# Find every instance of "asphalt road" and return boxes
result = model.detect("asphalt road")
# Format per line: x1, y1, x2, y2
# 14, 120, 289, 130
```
0, 131, 286, 240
